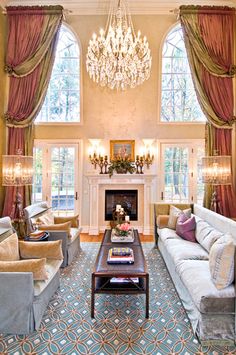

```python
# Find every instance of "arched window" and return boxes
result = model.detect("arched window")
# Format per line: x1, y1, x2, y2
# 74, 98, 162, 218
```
161, 23, 205, 122
35, 24, 81, 123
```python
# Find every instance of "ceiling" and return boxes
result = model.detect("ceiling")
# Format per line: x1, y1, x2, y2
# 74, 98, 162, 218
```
0, 0, 235, 15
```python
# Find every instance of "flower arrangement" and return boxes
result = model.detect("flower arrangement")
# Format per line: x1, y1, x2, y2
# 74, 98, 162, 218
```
108, 157, 135, 177
115, 222, 132, 237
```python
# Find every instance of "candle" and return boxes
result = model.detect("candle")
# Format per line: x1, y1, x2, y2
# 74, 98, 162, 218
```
116, 204, 121, 212
125, 215, 130, 222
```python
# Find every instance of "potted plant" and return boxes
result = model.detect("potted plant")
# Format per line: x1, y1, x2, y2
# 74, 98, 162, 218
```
108, 157, 135, 177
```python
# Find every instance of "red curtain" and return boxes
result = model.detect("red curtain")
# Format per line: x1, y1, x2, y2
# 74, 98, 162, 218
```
2, 6, 63, 219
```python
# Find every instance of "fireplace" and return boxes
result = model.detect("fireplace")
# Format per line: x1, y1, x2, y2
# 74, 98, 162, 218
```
105, 189, 138, 221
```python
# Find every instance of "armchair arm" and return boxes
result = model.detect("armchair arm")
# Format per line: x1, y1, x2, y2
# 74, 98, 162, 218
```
54, 215, 79, 228
0, 272, 34, 334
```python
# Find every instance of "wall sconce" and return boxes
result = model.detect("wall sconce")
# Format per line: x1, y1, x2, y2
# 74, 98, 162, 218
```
88, 139, 108, 174
136, 139, 155, 171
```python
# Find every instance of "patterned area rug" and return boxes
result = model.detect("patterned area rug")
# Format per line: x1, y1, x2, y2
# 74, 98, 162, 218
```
0, 243, 236, 355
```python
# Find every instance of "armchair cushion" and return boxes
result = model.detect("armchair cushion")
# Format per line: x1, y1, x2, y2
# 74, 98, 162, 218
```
54, 214, 79, 228
19, 240, 63, 260
0, 233, 19, 261
0, 258, 48, 280
37, 210, 55, 225
39, 221, 71, 236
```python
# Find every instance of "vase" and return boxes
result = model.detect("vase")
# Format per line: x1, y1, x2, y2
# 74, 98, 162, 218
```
115, 168, 127, 174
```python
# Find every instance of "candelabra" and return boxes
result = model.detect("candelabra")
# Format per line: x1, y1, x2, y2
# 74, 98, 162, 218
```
135, 155, 144, 174
143, 152, 154, 168
98, 155, 109, 174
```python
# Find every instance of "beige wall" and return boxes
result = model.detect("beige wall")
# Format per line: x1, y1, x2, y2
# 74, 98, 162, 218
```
0, 12, 6, 214
0, 14, 206, 220
35, 15, 205, 141
34, 14, 206, 228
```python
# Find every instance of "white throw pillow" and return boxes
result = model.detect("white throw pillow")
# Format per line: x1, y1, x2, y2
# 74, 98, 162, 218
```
167, 206, 191, 230
209, 234, 235, 290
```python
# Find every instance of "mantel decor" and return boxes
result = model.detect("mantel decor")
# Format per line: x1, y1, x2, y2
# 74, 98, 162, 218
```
110, 140, 135, 161
108, 157, 135, 177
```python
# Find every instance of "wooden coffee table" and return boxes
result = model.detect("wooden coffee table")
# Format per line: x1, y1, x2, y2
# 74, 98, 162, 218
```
91, 229, 149, 318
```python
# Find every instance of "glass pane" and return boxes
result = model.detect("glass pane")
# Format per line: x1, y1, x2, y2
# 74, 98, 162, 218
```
32, 147, 43, 202
35, 25, 80, 123
50, 147, 75, 214
163, 146, 189, 202
161, 24, 206, 122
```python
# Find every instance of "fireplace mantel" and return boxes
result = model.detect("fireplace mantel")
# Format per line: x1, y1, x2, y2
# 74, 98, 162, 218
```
85, 173, 157, 235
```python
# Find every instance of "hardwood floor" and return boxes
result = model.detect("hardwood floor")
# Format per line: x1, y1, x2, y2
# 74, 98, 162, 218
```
80, 233, 154, 243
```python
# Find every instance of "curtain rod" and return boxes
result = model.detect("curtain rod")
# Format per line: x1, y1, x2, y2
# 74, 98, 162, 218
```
1, 8, 72, 15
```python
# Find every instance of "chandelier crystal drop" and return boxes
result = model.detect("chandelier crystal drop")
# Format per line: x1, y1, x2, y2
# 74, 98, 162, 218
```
86, 0, 152, 90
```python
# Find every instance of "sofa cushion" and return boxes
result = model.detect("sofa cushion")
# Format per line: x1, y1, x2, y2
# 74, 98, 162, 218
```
164, 238, 209, 265
167, 205, 192, 230
195, 219, 223, 252
176, 259, 235, 314
34, 259, 62, 296
19, 240, 63, 260
0, 233, 20, 261
176, 214, 196, 242
158, 228, 183, 243
0, 258, 48, 280
209, 234, 235, 290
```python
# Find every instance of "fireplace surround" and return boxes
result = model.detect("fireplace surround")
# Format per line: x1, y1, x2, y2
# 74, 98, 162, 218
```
86, 173, 156, 235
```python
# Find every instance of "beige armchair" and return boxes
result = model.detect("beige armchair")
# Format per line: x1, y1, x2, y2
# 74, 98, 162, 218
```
24, 201, 81, 267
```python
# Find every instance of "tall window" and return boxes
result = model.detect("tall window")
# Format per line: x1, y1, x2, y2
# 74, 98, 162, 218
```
161, 24, 205, 122
35, 24, 80, 123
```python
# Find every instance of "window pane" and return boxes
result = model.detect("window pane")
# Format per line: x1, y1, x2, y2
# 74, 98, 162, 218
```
35, 25, 80, 123
161, 24, 205, 122
32, 147, 43, 203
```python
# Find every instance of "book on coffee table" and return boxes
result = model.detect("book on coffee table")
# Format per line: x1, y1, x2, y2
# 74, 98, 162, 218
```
107, 248, 134, 264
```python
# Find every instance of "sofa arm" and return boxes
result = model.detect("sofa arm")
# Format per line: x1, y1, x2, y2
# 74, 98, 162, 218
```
0, 272, 34, 334
54, 215, 79, 228
157, 215, 169, 229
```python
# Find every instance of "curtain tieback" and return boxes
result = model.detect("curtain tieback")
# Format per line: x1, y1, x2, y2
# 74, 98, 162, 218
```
4, 113, 32, 128
228, 65, 236, 76
5, 64, 14, 75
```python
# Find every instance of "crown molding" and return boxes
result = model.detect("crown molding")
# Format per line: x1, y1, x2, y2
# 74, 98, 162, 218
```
4, 0, 236, 15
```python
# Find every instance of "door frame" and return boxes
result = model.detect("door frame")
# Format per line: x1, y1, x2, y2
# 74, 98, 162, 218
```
34, 139, 83, 218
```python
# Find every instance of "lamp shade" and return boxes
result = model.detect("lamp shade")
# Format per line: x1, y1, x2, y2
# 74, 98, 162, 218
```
202, 155, 231, 185
2, 155, 33, 186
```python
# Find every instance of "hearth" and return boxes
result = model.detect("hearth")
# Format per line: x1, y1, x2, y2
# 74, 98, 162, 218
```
105, 189, 138, 221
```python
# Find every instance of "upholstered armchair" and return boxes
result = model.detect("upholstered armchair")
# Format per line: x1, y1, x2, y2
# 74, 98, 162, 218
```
0, 218, 63, 334
24, 201, 82, 267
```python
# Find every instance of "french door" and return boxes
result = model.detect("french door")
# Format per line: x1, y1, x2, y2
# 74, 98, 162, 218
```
33, 141, 80, 215
159, 141, 205, 204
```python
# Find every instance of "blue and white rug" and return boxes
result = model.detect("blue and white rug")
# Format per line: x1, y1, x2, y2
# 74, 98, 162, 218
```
0, 243, 236, 354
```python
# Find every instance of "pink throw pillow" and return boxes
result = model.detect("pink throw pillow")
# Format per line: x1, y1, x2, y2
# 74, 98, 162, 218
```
176, 213, 196, 242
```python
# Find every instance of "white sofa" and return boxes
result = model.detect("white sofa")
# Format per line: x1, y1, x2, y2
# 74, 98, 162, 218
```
0, 217, 62, 334
154, 203, 236, 345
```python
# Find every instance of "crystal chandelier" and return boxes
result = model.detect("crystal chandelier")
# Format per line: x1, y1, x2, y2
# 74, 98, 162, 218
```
86, 0, 152, 90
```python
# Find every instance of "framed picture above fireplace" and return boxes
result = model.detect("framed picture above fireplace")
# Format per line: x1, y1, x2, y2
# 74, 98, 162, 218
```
110, 140, 135, 161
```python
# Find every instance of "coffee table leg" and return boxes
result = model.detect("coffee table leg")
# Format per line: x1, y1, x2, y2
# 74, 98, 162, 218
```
91, 273, 95, 318
146, 274, 149, 318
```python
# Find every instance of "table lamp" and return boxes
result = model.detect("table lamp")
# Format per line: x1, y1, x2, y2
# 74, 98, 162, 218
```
2, 154, 33, 221
202, 155, 231, 214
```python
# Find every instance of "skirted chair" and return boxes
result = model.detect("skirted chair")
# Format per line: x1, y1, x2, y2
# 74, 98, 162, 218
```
24, 201, 81, 267
0, 216, 63, 334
